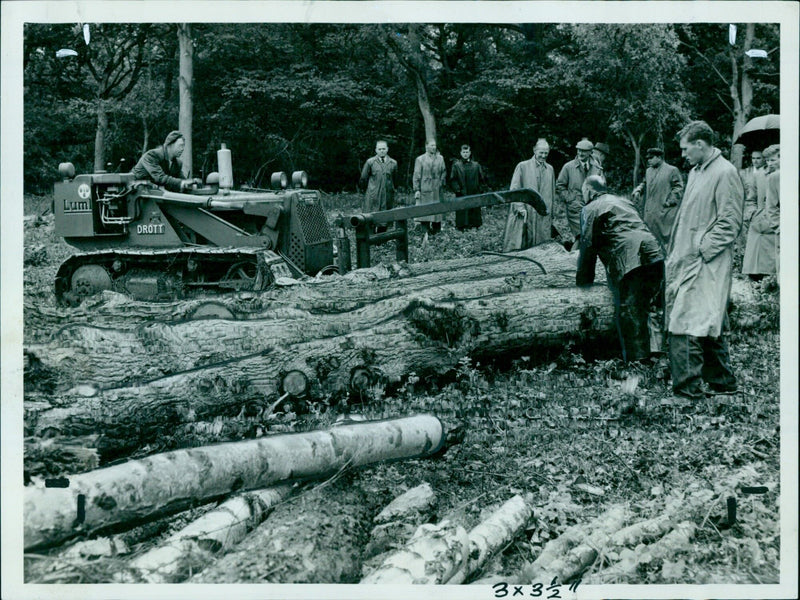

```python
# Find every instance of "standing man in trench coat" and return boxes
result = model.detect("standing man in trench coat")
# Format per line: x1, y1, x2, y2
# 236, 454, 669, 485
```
632, 147, 684, 249
741, 144, 777, 280
666, 121, 744, 400
413, 139, 447, 234
555, 138, 604, 248
359, 140, 398, 233
502, 138, 556, 251
450, 144, 487, 230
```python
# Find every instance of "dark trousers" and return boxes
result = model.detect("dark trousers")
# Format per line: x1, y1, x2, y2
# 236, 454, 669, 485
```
455, 207, 482, 230
613, 261, 664, 362
668, 319, 736, 399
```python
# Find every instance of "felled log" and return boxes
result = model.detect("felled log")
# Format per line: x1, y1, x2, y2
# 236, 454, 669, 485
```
25, 244, 765, 454
522, 505, 628, 584
24, 414, 444, 550
591, 521, 697, 583
362, 493, 534, 584
27, 247, 615, 446
467, 494, 534, 577
117, 483, 295, 583
360, 520, 471, 584
24, 243, 585, 336
192, 475, 378, 583
363, 482, 437, 565
25, 244, 596, 391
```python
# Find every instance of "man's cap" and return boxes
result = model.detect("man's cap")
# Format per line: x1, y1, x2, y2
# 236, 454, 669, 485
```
594, 142, 610, 155
576, 138, 594, 150
164, 130, 184, 147
646, 147, 664, 158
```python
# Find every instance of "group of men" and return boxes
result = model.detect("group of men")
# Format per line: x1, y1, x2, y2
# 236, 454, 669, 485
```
131, 120, 775, 406
740, 145, 782, 279
357, 120, 767, 404
358, 138, 487, 234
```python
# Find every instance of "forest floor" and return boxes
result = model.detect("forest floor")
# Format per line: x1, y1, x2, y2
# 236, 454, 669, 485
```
20, 191, 783, 588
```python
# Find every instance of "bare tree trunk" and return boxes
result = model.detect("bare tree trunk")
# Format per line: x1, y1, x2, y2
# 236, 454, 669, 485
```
177, 24, 194, 176
729, 23, 755, 168
141, 116, 149, 156
627, 129, 645, 189
94, 100, 108, 172
414, 71, 436, 143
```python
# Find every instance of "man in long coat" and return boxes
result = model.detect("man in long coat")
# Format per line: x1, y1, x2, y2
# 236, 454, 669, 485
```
577, 176, 665, 362
131, 130, 193, 192
632, 147, 684, 249
740, 149, 765, 221
359, 140, 398, 233
741, 145, 777, 279
555, 138, 604, 246
450, 144, 486, 230
502, 138, 556, 251
359, 140, 397, 213
666, 121, 743, 400
413, 139, 447, 234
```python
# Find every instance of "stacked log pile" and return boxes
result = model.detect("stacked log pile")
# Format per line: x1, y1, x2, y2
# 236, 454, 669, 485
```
24, 242, 762, 460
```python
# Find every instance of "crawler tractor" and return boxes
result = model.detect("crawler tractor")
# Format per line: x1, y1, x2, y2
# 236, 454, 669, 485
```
52, 145, 547, 306
53, 154, 334, 305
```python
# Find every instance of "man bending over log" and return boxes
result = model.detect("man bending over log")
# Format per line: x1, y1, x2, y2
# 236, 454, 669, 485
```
576, 175, 665, 362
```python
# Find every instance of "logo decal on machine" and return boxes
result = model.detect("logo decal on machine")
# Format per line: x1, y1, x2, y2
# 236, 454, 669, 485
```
137, 213, 165, 235
77, 183, 92, 200
136, 223, 166, 235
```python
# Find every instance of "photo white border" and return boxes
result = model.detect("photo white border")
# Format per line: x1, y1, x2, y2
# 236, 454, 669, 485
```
2, 2, 797, 599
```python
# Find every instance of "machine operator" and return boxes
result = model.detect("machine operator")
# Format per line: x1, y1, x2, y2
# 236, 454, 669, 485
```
130, 130, 200, 192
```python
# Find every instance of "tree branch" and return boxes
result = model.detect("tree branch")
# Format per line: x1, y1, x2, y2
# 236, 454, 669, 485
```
678, 40, 730, 88
715, 92, 734, 115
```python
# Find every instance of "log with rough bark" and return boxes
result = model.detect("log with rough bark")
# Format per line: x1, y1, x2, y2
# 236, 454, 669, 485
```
26, 245, 612, 447
192, 475, 380, 583
24, 414, 444, 550
25, 243, 766, 453
117, 483, 295, 583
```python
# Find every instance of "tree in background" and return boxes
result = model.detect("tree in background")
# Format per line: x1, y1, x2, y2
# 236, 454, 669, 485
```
23, 22, 781, 197
677, 23, 779, 167
178, 24, 194, 176
564, 24, 690, 189
81, 24, 151, 171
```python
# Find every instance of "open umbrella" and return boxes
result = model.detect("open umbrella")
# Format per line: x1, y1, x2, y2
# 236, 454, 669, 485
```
734, 114, 780, 150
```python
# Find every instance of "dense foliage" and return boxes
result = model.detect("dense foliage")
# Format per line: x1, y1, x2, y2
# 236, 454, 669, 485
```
23, 22, 779, 194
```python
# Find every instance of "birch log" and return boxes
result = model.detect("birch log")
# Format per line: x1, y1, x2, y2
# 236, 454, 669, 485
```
192, 476, 378, 583
117, 483, 295, 583
360, 520, 472, 584
522, 505, 628, 584
467, 494, 534, 576
24, 414, 444, 550
590, 522, 697, 582
363, 482, 437, 563
362, 494, 534, 584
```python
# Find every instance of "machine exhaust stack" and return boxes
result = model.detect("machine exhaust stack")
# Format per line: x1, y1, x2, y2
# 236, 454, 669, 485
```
218, 143, 234, 190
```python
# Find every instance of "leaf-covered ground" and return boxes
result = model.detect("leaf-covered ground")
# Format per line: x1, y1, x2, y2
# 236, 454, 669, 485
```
22, 192, 781, 586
